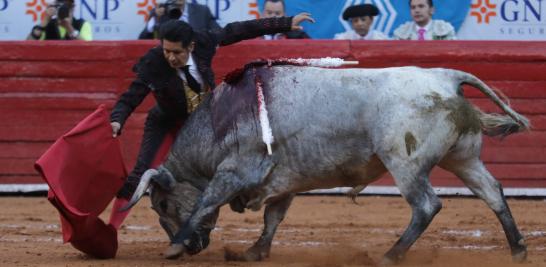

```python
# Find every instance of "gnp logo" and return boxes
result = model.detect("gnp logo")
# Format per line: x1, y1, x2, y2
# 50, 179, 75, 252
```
136, 1, 237, 22
470, 0, 497, 23
80, 0, 120, 20
196, 0, 231, 20
470, 0, 543, 24
26, 0, 49, 22
339, 0, 397, 33
26, 0, 120, 22
137, 0, 158, 22
248, 1, 259, 19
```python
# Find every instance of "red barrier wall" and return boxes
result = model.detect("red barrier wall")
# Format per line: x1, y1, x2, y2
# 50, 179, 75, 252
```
1, 40, 545, 189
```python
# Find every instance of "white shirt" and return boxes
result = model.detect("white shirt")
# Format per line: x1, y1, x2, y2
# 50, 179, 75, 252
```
146, 4, 189, 33
333, 29, 389, 40
263, 33, 283, 40
393, 20, 457, 40
415, 21, 432, 40
177, 54, 204, 91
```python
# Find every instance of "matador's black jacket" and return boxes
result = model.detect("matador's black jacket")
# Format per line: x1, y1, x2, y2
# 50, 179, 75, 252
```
110, 17, 293, 129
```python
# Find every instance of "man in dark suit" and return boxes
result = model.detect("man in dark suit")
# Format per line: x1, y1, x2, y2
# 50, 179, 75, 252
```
112, 14, 315, 200
260, 0, 310, 39
138, 0, 220, 39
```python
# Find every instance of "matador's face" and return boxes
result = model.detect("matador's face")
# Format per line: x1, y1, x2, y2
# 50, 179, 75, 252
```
162, 39, 194, 69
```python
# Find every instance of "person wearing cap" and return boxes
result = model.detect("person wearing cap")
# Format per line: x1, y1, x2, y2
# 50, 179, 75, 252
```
334, 4, 388, 40
27, 0, 93, 41
393, 0, 456, 40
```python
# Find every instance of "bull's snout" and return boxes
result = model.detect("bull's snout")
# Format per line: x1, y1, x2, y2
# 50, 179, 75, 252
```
164, 231, 210, 259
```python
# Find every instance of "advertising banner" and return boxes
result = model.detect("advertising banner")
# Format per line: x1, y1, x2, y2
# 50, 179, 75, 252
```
0, 0, 258, 40
0, 0, 544, 40
458, 0, 546, 40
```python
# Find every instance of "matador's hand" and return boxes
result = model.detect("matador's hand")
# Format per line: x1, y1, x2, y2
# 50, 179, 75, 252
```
111, 122, 121, 138
291, 12, 315, 31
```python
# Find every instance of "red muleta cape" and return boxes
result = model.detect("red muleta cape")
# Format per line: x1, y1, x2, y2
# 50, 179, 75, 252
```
35, 105, 128, 259
35, 104, 179, 258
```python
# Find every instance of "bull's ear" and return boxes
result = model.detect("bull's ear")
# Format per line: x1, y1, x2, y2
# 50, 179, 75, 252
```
151, 167, 176, 191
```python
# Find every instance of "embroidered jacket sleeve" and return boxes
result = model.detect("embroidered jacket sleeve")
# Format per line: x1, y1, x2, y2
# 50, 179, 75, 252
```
110, 79, 150, 130
191, 16, 294, 88
209, 16, 293, 46
110, 50, 158, 130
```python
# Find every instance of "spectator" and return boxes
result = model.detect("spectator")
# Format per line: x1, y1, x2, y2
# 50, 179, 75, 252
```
334, 4, 388, 40
260, 0, 310, 39
393, 0, 456, 40
112, 14, 315, 201
139, 0, 220, 40
27, 0, 92, 41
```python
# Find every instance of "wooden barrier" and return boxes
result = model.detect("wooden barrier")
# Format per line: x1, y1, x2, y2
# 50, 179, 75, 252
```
1, 40, 545, 190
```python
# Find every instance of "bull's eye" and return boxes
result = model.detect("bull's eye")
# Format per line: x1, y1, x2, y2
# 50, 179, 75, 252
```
159, 200, 168, 212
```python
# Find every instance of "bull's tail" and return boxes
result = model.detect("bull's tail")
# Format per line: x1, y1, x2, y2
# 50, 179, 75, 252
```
455, 71, 531, 137
474, 108, 526, 137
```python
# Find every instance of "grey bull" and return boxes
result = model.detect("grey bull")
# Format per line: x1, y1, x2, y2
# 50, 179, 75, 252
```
123, 65, 530, 264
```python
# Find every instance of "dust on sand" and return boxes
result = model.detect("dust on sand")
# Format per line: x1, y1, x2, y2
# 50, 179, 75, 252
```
1, 195, 546, 267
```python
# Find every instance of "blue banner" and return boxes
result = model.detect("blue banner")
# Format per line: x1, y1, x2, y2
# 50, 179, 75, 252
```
257, 0, 471, 39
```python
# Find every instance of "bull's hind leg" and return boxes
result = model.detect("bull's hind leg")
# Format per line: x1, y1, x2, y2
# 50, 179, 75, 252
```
380, 164, 442, 265
440, 158, 527, 262
225, 194, 295, 261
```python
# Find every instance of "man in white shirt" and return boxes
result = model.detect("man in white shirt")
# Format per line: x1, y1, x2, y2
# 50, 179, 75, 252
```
393, 0, 456, 40
334, 4, 389, 40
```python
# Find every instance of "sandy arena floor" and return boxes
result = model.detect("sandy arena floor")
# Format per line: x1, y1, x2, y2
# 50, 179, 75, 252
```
1, 195, 546, 266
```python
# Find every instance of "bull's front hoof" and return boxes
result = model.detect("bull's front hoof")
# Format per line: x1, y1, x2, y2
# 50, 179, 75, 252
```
380, 253, 403, 266
511, 239, 527, 263
164, 244, 186, 260
512, 249, 527, 263
379, 257, 397, 266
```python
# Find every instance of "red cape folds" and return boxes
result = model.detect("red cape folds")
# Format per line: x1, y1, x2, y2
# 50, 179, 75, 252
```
35, 105, 127, 259
34, 105, 180, 258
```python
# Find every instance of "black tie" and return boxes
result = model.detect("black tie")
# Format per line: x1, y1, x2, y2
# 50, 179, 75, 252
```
181, 65, 201, 93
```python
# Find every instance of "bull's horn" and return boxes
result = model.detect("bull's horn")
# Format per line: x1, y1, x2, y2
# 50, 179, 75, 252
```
152, 166, 176, 191
118, 169, 159, 212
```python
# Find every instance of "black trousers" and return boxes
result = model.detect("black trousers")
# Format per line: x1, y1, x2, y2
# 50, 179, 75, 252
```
117, 106, 178, 199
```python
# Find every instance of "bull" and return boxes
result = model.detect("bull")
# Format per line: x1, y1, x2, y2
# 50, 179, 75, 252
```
122, 64, 530, 265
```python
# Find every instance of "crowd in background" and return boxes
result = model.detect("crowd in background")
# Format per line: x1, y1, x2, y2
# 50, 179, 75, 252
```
27, 0, 457, 42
